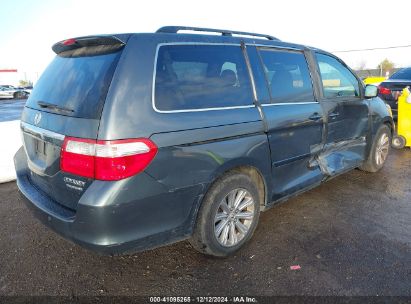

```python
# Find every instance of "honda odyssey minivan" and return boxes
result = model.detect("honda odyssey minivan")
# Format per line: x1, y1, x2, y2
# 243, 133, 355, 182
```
15, 26, 393, 257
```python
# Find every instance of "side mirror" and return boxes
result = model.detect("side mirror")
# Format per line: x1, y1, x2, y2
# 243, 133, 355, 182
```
364, 85, 378, 98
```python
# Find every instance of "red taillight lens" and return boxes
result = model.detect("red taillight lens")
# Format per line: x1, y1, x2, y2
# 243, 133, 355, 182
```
60, 137, 158, 181
94, 139, 157, 181
61, 138, 95, 178
378, 86, 391, 95
62, 38, 76, 46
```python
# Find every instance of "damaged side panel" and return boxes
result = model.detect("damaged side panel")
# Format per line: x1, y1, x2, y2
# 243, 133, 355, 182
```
314, 99, 370, 177
309, 137, 367, 176
309, 51, 371, 179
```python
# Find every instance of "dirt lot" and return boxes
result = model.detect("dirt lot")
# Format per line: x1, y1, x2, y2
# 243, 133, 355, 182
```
0, 149, 410, 297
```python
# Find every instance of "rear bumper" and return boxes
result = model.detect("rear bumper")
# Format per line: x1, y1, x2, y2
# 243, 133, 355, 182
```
14, 147, 203, 255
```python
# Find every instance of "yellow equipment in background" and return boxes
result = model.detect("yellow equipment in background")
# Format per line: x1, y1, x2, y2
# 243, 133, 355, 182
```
363, 77, 386, 85
392, 87, 411, 149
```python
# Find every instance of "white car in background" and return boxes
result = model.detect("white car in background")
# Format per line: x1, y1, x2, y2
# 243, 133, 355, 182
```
0, 86, 14, 99
0, 86, 30, 99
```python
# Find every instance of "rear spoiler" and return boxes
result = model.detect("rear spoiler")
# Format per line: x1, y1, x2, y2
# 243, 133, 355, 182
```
52, 36, 125, 57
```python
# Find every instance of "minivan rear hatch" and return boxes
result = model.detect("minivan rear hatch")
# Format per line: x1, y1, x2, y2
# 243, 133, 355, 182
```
21, 35, 128, 211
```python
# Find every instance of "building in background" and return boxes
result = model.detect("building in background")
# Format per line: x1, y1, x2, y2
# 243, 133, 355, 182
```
355, 68, 401, 80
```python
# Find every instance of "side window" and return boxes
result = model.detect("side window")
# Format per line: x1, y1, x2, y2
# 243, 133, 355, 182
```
258, 49, 315, 103
154, 45, 253, 111
316, 53, 360, 98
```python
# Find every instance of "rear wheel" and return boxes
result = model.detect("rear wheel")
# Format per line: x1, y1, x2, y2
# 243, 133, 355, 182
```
360, 125, 391, 172
190, 172, 260, 257
392, 135, 406, 149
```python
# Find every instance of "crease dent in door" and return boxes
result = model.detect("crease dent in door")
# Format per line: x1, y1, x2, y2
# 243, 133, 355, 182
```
309, 137, 366, 176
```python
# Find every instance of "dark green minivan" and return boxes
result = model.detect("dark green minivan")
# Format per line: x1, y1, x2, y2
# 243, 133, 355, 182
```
15, 26, 393, 256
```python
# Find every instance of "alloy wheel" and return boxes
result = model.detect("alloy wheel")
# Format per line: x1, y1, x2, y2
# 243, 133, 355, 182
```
375, 133, 390, 166
214, 188, 255, 247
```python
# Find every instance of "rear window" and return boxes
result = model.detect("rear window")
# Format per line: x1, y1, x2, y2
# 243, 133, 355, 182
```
390, 68, 411, 80
154, 44, 253, 111
26, 50, 122, 119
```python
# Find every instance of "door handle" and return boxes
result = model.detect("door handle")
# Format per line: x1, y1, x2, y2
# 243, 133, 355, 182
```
309, 113, 322, 121
329, 112, 340, 118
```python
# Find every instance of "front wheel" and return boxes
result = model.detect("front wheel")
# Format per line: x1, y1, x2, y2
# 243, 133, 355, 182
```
189, 172, 260, 257
360, 125, 391, 173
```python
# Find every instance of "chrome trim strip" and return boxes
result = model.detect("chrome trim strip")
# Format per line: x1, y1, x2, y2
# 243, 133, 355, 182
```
273, 152, 312, 167
241, 42, 258, 102
261, 102, 319, 106
248, 43, 302, 51
155, 42, 241, 47
152, 42, 256, 114
154, 105, 255, 113
21, 122, 65, 142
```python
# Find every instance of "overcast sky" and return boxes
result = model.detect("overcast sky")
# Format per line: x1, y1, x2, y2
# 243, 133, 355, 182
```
1, 0, 411, 82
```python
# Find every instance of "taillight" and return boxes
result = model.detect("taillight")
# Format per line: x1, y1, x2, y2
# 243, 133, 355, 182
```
62, 38, 76, 46
61, 137, 157, 181
378, 85, 391, 95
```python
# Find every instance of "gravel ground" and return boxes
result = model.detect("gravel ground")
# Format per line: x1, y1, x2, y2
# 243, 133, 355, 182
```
0, 149, 410, 297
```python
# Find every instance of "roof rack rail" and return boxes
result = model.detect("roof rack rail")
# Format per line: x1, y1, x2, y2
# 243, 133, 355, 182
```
156, 26, 279, 41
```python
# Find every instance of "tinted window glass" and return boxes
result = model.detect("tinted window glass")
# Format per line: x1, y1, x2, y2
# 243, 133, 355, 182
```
26, 51, 122, 119
390, 67, 411, 80
258, 49, 314, 103
154, 45, 253, 111
247, 47, 270, 103
316, 53, 359, 98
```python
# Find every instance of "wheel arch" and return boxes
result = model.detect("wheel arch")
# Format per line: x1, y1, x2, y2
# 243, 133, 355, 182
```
188, 161, 270, 235
383, 118, 394, 135
207, 161, 270, 207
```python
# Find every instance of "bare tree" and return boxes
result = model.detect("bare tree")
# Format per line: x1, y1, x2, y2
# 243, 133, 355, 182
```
355, 60, 367, 71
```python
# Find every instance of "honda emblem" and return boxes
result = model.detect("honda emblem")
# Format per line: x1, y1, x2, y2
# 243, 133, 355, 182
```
34, 113, 42, 125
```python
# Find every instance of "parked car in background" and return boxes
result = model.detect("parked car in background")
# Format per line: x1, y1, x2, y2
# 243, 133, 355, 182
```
378, 67, 411, 118
17, 86, 33, 95
1, 84, 17, 90
0, 86, 30, 99
15, 26, 393, 257
0, 86, 15, 99
22, 86, 33, 94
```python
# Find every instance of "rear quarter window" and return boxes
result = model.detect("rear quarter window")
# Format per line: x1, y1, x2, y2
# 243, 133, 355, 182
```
154, 44, 253, 111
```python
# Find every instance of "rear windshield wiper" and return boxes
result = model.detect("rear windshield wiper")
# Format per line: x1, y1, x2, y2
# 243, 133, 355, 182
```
37, 101, 74, 114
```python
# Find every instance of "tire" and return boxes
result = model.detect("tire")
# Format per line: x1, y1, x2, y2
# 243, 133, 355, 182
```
392, 135, 406, 149
13, 91, 23, 99
189, 172, 260, 257
360, 124, 391, 173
